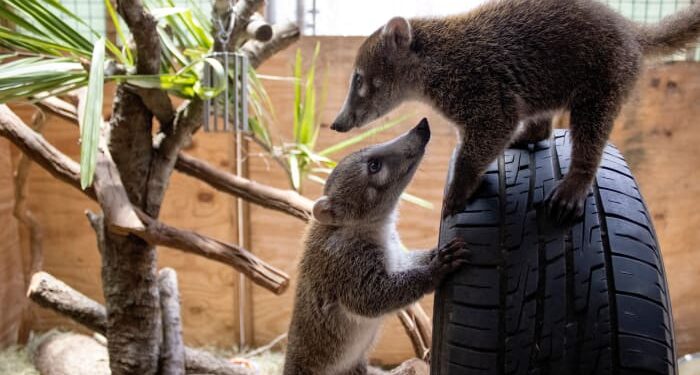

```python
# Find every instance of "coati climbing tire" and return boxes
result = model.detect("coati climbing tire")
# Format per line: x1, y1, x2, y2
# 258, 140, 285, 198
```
431, 130, 676, 375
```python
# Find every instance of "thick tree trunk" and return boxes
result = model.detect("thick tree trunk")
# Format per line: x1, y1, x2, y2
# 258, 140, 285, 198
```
103, 85, 161, 375
158, 268, 186, 375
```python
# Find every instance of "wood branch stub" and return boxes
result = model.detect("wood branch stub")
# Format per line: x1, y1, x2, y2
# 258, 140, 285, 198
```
85, 211, 107, 256
228, 0, 265, 49
176, 152, 313, 222
136, 211, 289, 294
241, 22, 301, 69
158, 268, 186, 375
246, 13, 273, 42
27, 272, 254, 375
397, 304, 432, 361
28, 272, 108, 334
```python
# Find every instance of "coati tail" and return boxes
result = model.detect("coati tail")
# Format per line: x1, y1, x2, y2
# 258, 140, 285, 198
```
637, 2, 700, 56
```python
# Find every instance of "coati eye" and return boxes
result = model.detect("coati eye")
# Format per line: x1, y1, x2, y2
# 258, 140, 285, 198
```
354, 73, 364, 89
367, 159, 382, 174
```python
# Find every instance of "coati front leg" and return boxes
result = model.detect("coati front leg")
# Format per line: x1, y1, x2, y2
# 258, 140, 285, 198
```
339, 239, 469, 318
546, 98, 618, 223
443, 114, 518, 218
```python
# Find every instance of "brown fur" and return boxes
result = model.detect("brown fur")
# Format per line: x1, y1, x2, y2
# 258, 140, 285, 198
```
332, 0, 700, 223
283, 120, 469, 374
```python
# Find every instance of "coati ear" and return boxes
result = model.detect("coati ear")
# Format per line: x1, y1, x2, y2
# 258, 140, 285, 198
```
382, 17, 412, 50
312, 196, 335, 224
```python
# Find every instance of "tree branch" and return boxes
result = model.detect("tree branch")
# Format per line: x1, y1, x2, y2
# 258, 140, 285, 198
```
28, 272, 108, 334
158, 268, 186, 375
176, 152, 313, 222
146, 99, 204, 217
32, 96, 313, 222
0, 104, 289, 294
27, 272, 254, 375
116, 0, 160, 75
397, 303, 432, 362
241, 22, 301, 69
135, 210, 289, 294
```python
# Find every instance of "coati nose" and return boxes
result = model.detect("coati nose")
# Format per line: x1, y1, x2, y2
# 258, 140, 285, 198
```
331, 121, 350, 133
411, 118, 431, 143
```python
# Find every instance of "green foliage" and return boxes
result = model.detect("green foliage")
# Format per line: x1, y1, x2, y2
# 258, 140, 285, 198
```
79, 37, 105, 189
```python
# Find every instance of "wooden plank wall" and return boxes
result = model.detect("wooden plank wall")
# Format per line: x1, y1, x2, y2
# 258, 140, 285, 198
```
0, 138, 23, 348
2, 36, 699, 364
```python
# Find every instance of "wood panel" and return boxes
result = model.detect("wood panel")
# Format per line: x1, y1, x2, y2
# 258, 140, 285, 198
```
0, 138, 23, 348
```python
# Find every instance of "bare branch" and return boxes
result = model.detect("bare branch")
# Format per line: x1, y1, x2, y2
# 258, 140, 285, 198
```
146, 99, 204, 217
0, 105, 95, 198
33, 96, 312, 222
135, 211, 289, 294
241, 22, 301, 69
397, 304, 432, 362
27, 272, 254, 375
0, 105, 289, 294
158, 268, 186, 375
115, 0, 160, 74
36, 97, 78, 123
28, 272, 108, 334
176, 152, 313, 222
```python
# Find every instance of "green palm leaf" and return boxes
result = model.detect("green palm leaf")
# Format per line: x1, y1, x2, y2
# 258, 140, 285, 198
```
79, 37, 106, 189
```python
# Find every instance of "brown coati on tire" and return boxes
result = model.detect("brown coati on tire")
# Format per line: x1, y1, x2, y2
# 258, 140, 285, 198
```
331, 0, 700, 224
431, 131, 676, 375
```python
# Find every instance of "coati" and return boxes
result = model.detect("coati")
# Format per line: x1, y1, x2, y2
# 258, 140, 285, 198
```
283, 119, 470, 375
331, 0, 700, 223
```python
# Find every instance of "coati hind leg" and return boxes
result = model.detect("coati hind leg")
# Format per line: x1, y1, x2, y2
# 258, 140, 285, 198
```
510, 115, 553, 149
546, 97, 619, 223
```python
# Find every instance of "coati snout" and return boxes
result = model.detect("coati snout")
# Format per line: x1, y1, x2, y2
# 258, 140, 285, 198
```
314, 118, 430, 225
331, 17, 417, 133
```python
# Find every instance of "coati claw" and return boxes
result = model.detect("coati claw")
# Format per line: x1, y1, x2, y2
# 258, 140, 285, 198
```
545, 182, 586, 225
430, 238, 470, 283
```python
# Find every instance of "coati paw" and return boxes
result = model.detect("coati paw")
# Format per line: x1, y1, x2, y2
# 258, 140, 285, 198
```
545, 181, 587, 225
430, 238, 470, 283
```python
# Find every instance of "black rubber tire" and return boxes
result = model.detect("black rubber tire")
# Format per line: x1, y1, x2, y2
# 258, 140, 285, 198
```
431, 130, 676, 375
